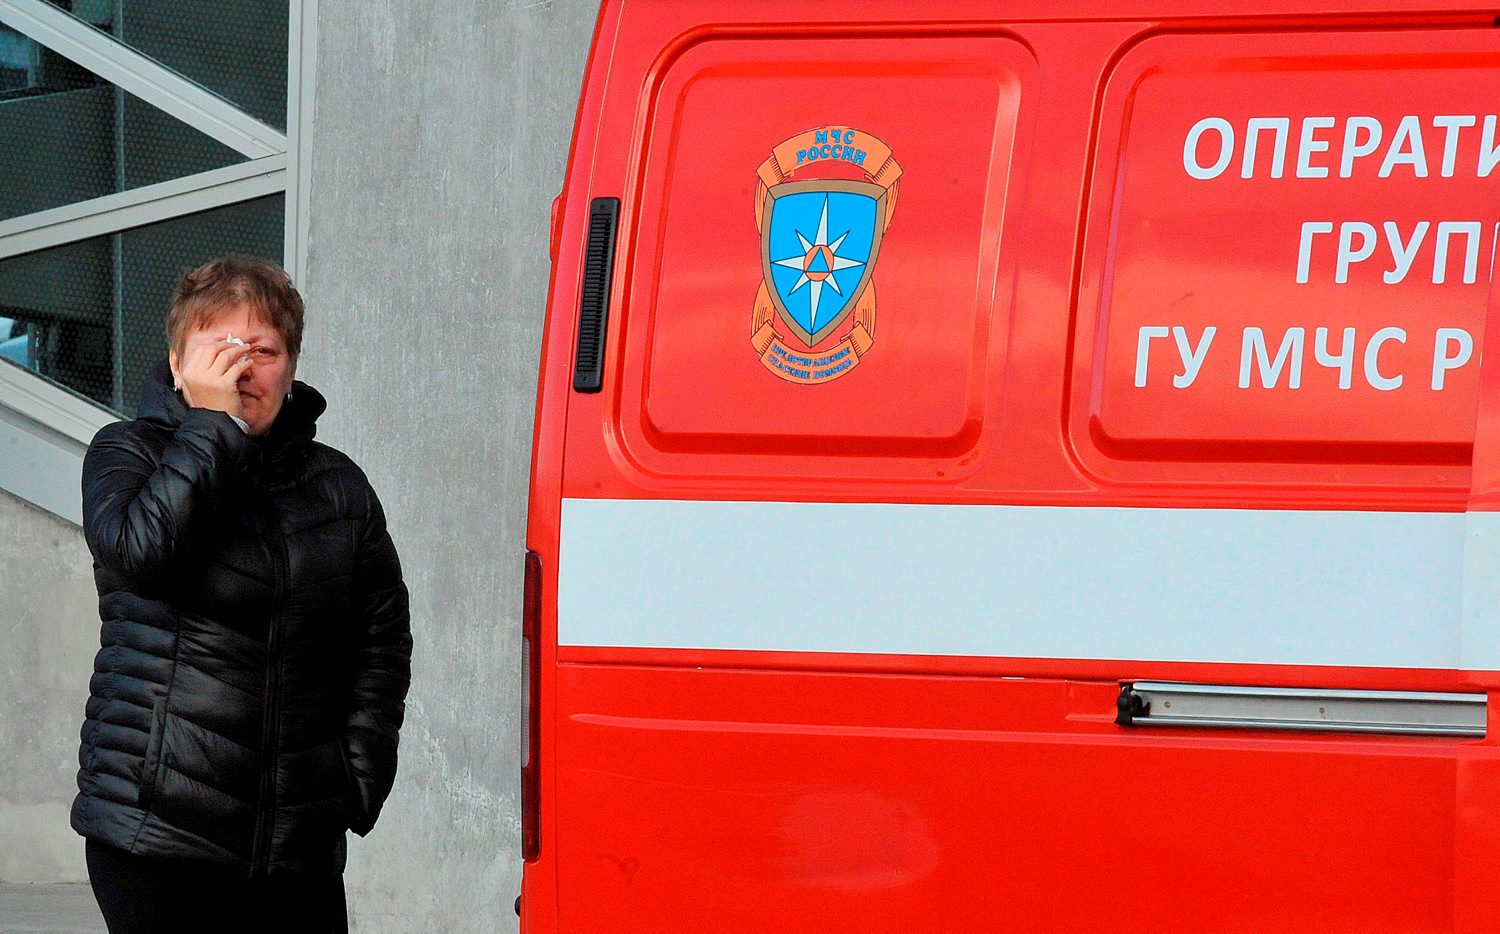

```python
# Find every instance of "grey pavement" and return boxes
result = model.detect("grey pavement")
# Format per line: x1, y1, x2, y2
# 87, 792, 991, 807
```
0, 884, 104, 934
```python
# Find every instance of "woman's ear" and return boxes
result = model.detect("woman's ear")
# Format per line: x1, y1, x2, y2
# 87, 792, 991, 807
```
168, 348, 182, 391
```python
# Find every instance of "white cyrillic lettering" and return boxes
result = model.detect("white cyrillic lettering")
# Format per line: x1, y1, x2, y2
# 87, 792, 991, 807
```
1298, 222, 1334, 283
1336, 222, 1378, 283
1340, 116, 1382, 177
1432, 327, 1474, 390
1296, 117, 1336, 178
1240, 327, 1305, 389
1313, 327, 1356, 389
1135, 326, 1170, 387
1365, 327, 1406, 391
1380, 115, 1429, 178
1243, 117, 1291, 179
1480, 116, 1500, 177
1433, 115, 1476, 177
1434, 221, 1482, 284
1382, 220, 1430, 285
1184, 118, 1234, 179
1171, 326, 1216, 388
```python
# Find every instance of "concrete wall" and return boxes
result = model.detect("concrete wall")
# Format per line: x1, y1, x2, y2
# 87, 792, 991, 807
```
301, 2, 595, 930
0, 490, 98, 883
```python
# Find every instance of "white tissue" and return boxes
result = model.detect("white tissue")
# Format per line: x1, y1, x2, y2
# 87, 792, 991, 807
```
226, 333, 249, 364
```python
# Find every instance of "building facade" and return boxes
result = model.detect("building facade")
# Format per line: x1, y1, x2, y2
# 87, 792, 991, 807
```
0, 1, 593, 929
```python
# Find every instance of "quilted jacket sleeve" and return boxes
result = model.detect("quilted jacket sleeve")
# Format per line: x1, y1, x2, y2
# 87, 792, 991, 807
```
82, 410, 254, 587
342, 481, 413, 836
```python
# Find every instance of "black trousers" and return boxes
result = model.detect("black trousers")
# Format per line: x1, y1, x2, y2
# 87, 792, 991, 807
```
86, 839, 348, 934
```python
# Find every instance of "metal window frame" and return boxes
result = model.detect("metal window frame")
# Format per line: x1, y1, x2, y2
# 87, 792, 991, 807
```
0, 360, 115, 524
0, 358, 114, 447
0, 0, 286, 157
0, 157, 288, 261
284, 0, 316, 283
0, 0, 312, 525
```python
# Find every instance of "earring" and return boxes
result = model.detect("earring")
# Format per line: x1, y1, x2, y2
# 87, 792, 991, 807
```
285, 390, 294, 402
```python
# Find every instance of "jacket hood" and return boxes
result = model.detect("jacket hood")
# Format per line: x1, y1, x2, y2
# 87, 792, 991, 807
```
139, 359, 327, 450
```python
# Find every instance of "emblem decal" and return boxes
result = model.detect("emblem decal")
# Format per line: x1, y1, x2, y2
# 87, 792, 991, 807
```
752, 127, 902, 384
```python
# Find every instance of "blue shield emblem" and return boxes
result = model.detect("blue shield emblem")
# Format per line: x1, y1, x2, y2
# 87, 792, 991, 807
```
761, 180, 888, 347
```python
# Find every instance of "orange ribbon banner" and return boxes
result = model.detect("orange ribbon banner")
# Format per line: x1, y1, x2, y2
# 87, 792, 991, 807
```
752, 282, 876, 384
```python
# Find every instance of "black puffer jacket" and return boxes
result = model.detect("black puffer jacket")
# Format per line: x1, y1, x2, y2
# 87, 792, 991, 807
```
72, 366, 411, 877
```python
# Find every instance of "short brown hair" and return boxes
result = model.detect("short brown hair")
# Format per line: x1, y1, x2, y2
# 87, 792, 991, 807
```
166, 256, 305, 360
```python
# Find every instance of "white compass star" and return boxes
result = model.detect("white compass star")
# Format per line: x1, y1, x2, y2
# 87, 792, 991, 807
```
771, 196, 866, 332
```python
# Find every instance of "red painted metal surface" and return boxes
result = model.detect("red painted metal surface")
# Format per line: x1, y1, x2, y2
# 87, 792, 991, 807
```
1072, 29, 1495, 489
522, 2, 1500, 929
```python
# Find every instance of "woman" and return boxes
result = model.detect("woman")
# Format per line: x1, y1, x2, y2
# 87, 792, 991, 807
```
71, 256, 412, 932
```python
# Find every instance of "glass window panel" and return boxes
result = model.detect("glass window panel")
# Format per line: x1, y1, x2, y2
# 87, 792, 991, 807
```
0, 63, 243, 221
44, 0, 288, 130
0, 23, 44, 92
0, 21, 99, 96
0, 194, 284, 415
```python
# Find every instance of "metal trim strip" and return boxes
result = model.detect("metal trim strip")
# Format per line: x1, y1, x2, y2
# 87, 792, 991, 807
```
1119, 681, 1486, 736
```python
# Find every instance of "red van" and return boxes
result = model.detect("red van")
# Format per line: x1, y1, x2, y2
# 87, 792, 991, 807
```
521, 1, 1500, 929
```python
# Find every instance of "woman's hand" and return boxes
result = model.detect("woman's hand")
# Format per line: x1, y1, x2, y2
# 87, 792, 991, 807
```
174, 337, 253, 419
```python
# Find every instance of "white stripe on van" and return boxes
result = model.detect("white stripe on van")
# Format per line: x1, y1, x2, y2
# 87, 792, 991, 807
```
558, 498, 1499, 670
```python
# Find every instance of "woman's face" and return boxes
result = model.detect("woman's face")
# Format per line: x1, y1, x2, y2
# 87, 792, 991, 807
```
174, 302, 296, 437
